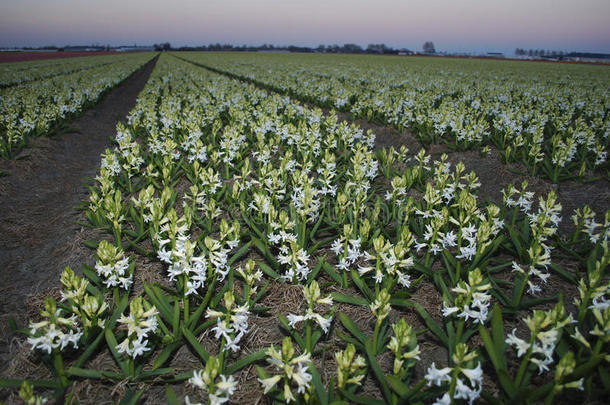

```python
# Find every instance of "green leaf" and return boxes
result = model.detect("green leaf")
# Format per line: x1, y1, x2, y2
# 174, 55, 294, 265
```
182, 326, 210, 363
586, 245, 599, 271
165, 371, 194, 383
82, 264, 102, 286
528, 381, 554, 402
307, 237, 335, 255
442, 250, 457, 268
100, 371, 123, 380
67, 367, 104, 379
489, 278, 511, 306
332, 292, 368, 306
412, 261, 432, 276
572, 354, 603, 379
126, 239, 154, 257
433, 272, 451, 299
225, 349, 268, 374
486, 261, 512, 273
336, 330, 362, 349
73, 330, 105, 368
479, 326, 500, 368
307, 256, 325, 283
256, 365, 270, 380
376, 322, 390, 354
479, 324, 517, 397
411, 302, 448, 348
472, 236, 505, 270
153, 341, 182, 370
108, 293, 129, 328
389, 298, 414, 309
227, 241, 252, 267
172, 299, 180, 335
144, 284, 174, 324
129, 205, 140, 223
193, 318, 216, 335
118, 388, 145, 405
310, 363, 329, 405
338, 312, 367, 345
497, 368, 518, 398
124, 229, 138, 238
340, 389, 386, 405
350, 270, 373, 301
241, 213, 266, 241
507, 225, 525, 260
446, 320, 456, 349
386, 374, 409, 397
138, 368, 174, 380
310, 207, 326, 242
490, 304, 507, 370
251, 305, 270, 313
189, 281, 217, 330
105, 328, 129, 376
253, 280, 271, 304
599, 365, 610, 390
312, 328, 324, 348
84, 240, 99, 249
258, 261, 281, 280
520, 295, 558, 309
84, 283, 102, 298
322, 260, 344, 286
165, 386, 181, 405
211, 281, 232, 308
506, 167, 527, 176
549, 263, 577, 284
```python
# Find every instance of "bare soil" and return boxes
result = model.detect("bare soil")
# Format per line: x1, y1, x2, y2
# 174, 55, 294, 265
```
0, 52, 125, 64
0, 57, 157, 367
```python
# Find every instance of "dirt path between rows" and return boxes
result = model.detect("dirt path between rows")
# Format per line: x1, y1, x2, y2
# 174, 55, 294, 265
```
0, 56, 157, 366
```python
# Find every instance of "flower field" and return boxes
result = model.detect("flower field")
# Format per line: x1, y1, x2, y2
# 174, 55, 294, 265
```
0, 53, 155, 158
0, 53, 608, 404
179, 53, 609, 183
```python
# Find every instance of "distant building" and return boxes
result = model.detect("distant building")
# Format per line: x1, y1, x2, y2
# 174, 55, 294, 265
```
63, 45, 106, 52
114, 46, 155, 52
256, 49, 290, 53
485, 52, 505, 58
398, 49, 414, 56
563, 52, 610, 63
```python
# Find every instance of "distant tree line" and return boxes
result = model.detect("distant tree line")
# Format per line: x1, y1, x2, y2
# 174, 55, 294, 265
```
422, 41, 436, 54
170, 42, 415, 55
9, 41, 439, 56
18, 45, 61, 50
514, 48, 565, 58
513, 48, 610, 60
153, 43, 172, 51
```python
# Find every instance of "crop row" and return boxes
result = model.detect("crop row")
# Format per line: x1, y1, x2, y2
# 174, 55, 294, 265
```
0, 53, 155, 158
3, 54, 609, 405
178, 53, 609, 183
0, 54, 145, 88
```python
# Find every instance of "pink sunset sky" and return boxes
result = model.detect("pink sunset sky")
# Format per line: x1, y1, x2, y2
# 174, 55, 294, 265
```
1, 0, 609, 54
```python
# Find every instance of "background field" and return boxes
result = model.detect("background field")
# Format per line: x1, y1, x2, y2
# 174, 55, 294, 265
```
0, 52, 608, 405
